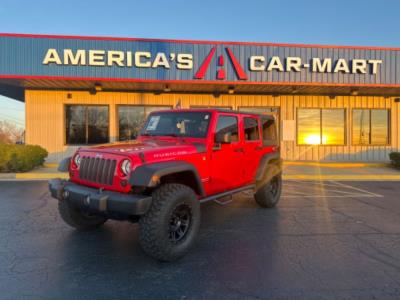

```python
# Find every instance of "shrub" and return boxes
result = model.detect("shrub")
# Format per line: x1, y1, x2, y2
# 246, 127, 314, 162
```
0, 143, 48, 172
389, 152, 400, 168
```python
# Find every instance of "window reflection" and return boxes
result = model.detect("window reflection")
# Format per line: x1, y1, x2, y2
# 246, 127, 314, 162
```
87, 106, 109, 144
322, 109, 345, 145
66, 105, 86, 144
118, 106, 171, 141
297, 109, 345, 145
297, 109, 321, 145
352, 109, 389, 145
352, 109, 370, 145
371, 110, 389, 145
66, 105, 109, 145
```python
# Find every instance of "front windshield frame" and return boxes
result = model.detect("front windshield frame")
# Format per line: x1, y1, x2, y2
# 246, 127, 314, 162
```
140, 111, 212, 138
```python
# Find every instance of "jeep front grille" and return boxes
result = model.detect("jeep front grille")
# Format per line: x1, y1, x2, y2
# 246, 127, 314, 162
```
79, 156, 117, 185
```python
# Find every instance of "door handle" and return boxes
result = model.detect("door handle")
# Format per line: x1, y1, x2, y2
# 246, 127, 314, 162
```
234, 148, 244, 153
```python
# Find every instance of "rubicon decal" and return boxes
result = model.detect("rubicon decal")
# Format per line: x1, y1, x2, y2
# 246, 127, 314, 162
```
42, 47, 383, 77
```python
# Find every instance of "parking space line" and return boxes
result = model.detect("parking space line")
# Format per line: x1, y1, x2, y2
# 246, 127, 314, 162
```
330, 181, 383, 198
282, 194, 380, 198
282, 181, 383, 199
219, 181, 382, 200
283, 183, 350, 194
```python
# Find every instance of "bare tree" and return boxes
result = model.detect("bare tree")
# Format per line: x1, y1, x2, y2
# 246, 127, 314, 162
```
0, 121, 24, 144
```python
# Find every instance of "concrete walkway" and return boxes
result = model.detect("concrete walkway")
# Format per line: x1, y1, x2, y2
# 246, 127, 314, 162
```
1, 161, 400, 181
0, 163, 68, 180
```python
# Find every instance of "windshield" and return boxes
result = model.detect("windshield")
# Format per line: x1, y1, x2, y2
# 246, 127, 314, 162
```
140, 111, 211, 138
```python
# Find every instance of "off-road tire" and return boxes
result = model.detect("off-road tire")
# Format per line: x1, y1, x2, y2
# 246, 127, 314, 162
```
58, 200, 107, 230
138, 183, 200, 262
254, 173, 282, 208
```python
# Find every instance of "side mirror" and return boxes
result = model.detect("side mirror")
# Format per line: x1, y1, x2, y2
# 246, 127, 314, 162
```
215, 132, 232, 144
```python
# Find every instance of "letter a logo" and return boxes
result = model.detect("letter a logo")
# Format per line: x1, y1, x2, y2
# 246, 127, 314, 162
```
195, 47, 248, 80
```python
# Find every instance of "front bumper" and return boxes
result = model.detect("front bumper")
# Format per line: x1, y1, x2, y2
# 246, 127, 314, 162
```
49, 179, 152, 217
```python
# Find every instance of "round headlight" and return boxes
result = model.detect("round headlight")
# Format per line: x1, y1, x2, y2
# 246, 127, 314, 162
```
121, 159, 131, 176
74, 154, 81, 167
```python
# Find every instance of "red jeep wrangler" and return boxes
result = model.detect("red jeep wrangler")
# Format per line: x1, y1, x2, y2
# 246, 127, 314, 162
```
49, 109, 282, 261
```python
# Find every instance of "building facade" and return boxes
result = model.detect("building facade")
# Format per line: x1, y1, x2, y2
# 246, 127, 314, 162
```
0, 33, 399, 162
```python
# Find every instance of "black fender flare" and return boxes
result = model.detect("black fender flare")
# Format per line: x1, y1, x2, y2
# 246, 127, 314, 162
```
255, 152, 282, 182
129, 161, 205, 196
58, 157, 71, 172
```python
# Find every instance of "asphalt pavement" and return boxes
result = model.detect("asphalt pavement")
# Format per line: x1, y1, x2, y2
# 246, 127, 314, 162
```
1, 180, 400, 299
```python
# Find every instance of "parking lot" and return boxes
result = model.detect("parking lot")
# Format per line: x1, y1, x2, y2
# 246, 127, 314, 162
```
1, 180, 400, 299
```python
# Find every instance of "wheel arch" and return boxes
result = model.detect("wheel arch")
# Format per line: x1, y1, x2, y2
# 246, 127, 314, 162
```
129, 161, 205, 197
255, 152, 282, 184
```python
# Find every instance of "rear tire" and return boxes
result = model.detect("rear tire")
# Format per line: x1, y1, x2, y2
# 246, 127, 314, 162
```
254, 173, 282, 208
138, 183, 200, 262
58, 200, 107, 230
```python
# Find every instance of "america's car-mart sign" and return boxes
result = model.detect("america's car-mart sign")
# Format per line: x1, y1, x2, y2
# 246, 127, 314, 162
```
0, 34, 398, 85
42, 47, 383, 81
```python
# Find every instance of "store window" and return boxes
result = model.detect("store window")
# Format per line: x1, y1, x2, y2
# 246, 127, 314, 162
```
65, 105, 109, 145
297, 108, 345, 145
244, 117, 260, 141
352, 109, 389, 145
118, 106, 171, 141
215, 116, 239, 142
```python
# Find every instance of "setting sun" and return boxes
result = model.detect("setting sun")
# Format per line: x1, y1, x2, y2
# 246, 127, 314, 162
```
304, 134, 321, 145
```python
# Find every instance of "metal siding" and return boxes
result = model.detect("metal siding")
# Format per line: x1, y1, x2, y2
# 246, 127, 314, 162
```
0, 36, 398, 85
25, 90, 399, 163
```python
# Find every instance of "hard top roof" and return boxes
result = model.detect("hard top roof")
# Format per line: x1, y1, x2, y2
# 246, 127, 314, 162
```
149, 108, 275, 119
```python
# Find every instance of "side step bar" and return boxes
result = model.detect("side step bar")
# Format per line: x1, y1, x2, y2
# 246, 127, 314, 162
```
199, 185, 255, 204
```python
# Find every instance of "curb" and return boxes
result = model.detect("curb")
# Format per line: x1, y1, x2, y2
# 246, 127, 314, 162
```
43, 163, 59, 168
15, 173, 69, 180
0, 174, 15, 180
0, 173, 69, 180
283, 174, 400, 181
283, 162, 390, 168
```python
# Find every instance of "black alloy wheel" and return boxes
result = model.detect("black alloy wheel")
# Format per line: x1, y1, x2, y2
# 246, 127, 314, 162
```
169, 204, 191, 242
269, 176, 280, 198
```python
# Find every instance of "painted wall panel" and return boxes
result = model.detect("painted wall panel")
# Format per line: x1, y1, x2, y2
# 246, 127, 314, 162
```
25, 90, 400, 162
1, 35, 399, 85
